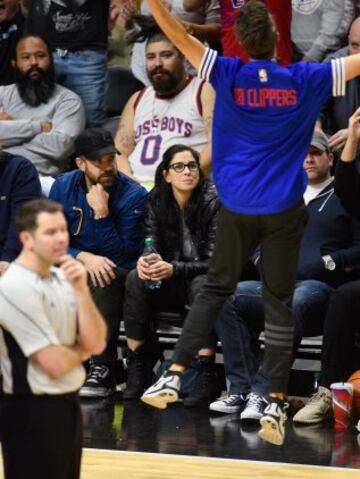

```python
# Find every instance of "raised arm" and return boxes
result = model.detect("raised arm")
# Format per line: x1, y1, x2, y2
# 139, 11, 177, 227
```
146, 0, 206, 70
333, 108, 360, 220
199, 82, 215, 174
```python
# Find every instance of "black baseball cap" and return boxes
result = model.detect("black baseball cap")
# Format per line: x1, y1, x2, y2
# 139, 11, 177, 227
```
74, 128, 120, 160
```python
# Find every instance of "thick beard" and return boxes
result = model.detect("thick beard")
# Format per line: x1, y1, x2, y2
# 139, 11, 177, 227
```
15, 64, 56, 107
149, 68, 183, 97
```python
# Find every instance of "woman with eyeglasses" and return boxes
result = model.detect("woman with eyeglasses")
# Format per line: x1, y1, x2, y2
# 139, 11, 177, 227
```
122, 144, 221, 405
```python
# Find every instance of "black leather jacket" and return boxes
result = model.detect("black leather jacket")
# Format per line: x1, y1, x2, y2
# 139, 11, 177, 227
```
144, 183, 220, 280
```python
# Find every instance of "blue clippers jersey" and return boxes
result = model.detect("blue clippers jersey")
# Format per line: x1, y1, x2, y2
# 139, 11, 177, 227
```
199, 49, 345, 214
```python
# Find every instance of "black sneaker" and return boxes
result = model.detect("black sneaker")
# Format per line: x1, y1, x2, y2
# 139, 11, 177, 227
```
258, 397, 288, 446
80, 363, 115, 398
183, 356, 222, 408
123, 346, 154, 400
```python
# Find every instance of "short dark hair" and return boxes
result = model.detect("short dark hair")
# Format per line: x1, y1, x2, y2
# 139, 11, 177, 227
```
13, 34, 53, 62
16, 199, 63, 235
234, 0, 277, 60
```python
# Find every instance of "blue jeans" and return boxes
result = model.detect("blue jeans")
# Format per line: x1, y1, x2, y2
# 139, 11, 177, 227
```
216, 280, 334, 396
53, 49, 107, 127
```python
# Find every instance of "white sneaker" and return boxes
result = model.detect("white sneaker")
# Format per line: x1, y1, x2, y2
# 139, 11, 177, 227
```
241, 392, 268, 421
293, 386, 332, 424
209, 394, 247, 414
258, 399, 288, 446
141, 372, 181, 409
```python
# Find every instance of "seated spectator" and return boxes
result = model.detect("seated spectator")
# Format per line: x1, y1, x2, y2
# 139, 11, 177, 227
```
291, 1, 353, 63
49, 127, 148, 398
0, 0, 25, 86
210, 130, 360, 419
183, 0, 292, 65
128, 0, 221, 86
293, 108, 360, 424
22, 0, 115, 127
0, 35, 85, 194
114, 20, 214, 184
123, 144, 221, 406
0, 143, 41, 276
320, 16, 360, 151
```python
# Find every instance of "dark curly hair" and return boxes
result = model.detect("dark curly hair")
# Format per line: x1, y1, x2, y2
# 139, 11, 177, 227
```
127, 14, 175, 47
148, 144, 207, 252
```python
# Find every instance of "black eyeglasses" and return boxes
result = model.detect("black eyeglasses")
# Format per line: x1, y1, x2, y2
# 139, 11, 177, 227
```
168, 161, 199, 173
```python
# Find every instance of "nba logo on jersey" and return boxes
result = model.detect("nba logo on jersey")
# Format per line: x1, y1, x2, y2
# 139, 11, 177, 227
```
231, 0, 246, 8
258, 69, 268, 83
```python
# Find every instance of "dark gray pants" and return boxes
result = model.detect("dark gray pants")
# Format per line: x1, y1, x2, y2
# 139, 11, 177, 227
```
90, 267, 128, 363
124, 270, 216, 349
173, 202, 307, 393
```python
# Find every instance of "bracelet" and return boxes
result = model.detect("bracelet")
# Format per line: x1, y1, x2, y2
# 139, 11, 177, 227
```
94, 214, 108, 220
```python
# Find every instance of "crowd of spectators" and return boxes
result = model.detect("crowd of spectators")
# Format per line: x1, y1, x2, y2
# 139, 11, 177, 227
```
1, 0, 360, 432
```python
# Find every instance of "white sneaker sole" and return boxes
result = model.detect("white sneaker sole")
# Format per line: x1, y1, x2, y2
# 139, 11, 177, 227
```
141, 388, 179, 409
80, 387, 114, 398
258, 415, 285, 446
209, 404, 241, 414
240, 411, 263, 422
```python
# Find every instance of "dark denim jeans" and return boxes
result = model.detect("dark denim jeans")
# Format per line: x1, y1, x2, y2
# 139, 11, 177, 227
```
53, 49, 107, 127
216, 279, 334, 396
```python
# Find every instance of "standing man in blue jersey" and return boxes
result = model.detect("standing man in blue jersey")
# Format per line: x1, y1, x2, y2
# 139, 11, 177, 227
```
139, 0, 356, 446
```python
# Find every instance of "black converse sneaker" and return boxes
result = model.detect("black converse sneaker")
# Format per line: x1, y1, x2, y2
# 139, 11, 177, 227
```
80, 363, 116, 398
258, 397, 288, 446
141, 371, 181, 409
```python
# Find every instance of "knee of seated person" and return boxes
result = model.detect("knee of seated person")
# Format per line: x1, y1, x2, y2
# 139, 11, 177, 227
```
125, 268, 141, 289
331, 281, 360, 305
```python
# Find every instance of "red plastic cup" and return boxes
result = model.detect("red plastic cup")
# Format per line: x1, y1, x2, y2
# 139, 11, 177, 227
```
330, 382, 354, 431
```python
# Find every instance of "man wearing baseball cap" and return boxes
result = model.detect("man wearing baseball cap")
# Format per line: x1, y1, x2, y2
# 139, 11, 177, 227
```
49, 127, 148, 398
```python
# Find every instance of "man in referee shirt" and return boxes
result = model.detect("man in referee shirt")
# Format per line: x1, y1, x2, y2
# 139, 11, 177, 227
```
0, 198, 107, 479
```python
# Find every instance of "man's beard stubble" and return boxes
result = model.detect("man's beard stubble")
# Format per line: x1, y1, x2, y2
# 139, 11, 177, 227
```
15, 63, 56, 107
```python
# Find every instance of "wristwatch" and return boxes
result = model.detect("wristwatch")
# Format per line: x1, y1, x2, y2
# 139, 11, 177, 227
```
322, 255, 336, 271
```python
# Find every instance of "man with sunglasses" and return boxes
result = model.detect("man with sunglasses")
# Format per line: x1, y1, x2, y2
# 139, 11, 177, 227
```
49, 127, 148, 398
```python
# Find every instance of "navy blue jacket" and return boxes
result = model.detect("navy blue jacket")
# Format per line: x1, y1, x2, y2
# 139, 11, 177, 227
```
49, 170, 148, 269
0, 152, 41, 261
297, 179, 360, 287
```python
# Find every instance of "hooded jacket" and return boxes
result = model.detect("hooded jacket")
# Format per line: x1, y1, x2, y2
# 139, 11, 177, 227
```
297, 178, 360, 286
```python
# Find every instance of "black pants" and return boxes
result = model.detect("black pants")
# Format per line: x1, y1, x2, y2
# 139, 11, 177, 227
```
173, 203, 307, 393
320, 281, 360, 387
124, 269, 216, 349
90, 267, 128, 363
1, 393, 82, 479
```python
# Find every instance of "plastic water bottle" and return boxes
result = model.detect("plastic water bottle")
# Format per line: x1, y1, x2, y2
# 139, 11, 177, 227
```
143, 237, 162, 290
